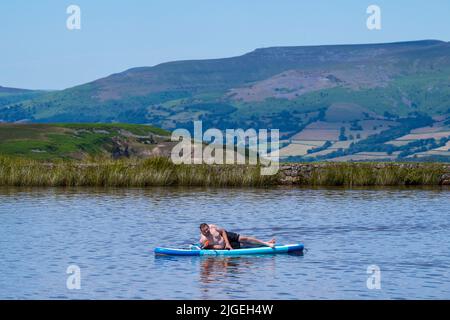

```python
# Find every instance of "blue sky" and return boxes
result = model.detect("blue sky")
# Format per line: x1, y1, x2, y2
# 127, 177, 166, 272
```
1, 0, 450, 90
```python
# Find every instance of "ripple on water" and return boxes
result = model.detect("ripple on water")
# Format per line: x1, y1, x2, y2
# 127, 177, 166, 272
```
0, 186, 449, 299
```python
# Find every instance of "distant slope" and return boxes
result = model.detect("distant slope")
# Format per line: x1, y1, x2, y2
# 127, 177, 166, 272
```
2, 40, 450, 137
0, 86, 46, 122
0, 86, 35, 95
0, 123, 170, 160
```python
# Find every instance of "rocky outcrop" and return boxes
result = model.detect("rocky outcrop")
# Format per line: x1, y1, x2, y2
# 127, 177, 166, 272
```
111, 137, 130, 159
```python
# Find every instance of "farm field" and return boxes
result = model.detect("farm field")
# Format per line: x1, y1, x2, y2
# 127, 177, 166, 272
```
329, 152, 401, 162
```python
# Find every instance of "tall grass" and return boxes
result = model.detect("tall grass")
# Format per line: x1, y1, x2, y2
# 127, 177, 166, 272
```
307, 163, 447, 186
0, 156, 276, 187
0, 156, 447, 187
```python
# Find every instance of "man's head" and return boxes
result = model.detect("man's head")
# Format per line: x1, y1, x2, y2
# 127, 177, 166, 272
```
200, 223, 210, 236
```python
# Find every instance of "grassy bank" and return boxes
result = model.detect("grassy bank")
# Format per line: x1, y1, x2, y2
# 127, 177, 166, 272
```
0, 156, 448, 187
0, 156, 276, 187
297, 163, 448, 186
0, 123, 169, 160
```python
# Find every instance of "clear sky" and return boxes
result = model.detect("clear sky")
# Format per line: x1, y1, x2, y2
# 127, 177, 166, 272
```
1, 0, 450, 90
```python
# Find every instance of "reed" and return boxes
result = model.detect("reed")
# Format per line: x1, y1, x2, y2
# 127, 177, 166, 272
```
0, 156, 277, 187
0, 156, 447, 187
306, 162, 447, 186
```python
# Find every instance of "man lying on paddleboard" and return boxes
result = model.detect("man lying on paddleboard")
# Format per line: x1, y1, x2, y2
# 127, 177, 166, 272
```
199, 223, 275, 250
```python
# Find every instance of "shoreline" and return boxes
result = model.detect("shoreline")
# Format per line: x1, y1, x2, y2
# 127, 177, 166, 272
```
1, 156, 449, 187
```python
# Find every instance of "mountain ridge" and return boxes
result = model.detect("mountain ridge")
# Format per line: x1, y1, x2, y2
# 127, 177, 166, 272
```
1, 39, 450, 130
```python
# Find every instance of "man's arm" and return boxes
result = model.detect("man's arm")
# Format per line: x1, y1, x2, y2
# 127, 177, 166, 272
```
216, 226, 233, 250
200, 240, 223, 250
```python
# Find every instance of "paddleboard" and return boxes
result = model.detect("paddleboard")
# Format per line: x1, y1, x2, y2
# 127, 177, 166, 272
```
154, 243, 304, 256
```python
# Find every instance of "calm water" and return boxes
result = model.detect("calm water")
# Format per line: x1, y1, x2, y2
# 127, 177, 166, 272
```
0, 186, 449, 300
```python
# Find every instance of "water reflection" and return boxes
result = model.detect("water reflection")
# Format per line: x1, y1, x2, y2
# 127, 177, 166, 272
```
199, 255, 273, 299
200, 256, 266, 282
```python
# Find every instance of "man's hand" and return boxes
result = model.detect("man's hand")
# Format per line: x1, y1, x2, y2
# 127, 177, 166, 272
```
200, 240, 209, 249
218, 228, 233, 250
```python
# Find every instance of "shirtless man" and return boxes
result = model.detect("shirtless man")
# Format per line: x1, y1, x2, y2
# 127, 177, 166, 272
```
199, 223, 275, 250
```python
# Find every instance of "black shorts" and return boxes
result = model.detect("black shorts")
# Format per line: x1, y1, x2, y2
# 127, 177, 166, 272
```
226, 231, 241, 249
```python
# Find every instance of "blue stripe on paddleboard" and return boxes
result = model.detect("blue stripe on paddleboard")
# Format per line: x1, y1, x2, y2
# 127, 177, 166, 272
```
154, 244, 304, 256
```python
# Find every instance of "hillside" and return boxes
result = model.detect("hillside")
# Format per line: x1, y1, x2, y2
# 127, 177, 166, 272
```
0, 123, 170, 160
0, 86, 35, 95
0, 86, 45, 122
278, 108, 450, 162
1, 40, 450, 162
1, 40, 449, 127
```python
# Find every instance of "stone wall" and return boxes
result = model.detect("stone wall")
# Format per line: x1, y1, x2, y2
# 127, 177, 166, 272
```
278, 163, 450, 185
